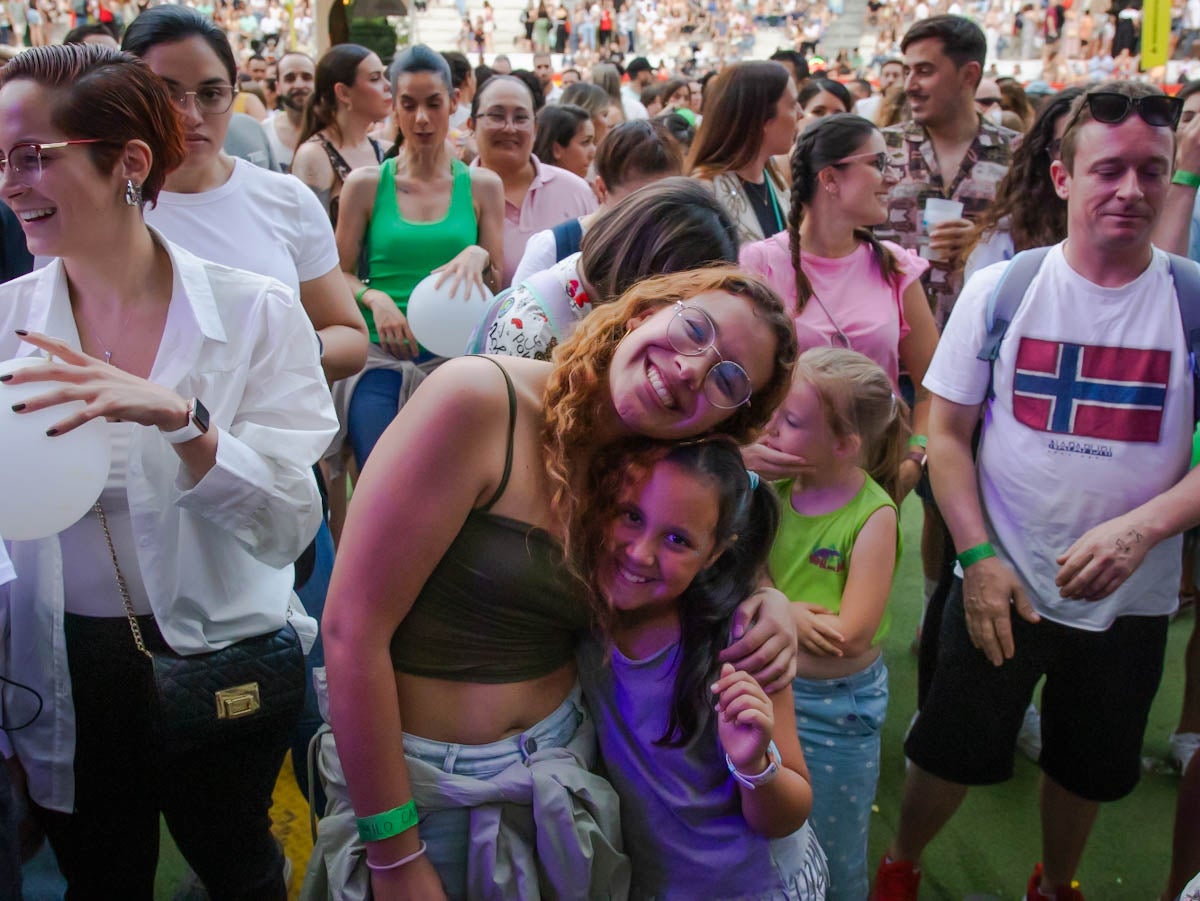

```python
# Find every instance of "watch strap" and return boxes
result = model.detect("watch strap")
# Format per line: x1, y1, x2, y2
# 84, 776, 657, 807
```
161, 398, 209, 445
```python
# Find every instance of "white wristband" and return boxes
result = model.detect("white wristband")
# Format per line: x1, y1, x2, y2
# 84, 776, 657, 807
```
726, 740, 782, 790
366, 840, 427, 872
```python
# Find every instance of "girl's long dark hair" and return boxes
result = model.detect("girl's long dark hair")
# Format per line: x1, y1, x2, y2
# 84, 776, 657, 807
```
574, 437, 780, 747
788, 114, 901, 317
967, 86, 1083, 258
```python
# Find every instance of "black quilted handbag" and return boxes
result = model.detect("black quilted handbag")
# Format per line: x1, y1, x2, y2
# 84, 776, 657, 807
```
148, 622, 305, 754
95, 503, 306, 754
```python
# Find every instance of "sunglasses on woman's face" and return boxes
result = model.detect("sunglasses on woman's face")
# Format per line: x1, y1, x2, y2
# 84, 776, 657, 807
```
833, 150, 890, 174
1074, 91, 1183, 130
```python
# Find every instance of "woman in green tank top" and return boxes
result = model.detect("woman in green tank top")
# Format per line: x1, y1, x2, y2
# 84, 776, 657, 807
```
334, 45, 505, 467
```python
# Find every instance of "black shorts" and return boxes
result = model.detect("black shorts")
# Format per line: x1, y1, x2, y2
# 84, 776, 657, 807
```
905, 578, 1169, 802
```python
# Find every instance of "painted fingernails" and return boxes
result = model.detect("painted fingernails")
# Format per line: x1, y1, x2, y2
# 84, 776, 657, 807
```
0, 374, 10, 383
14, 329, 27, 336
45, 428, 57, 436
11, 403, 24, 412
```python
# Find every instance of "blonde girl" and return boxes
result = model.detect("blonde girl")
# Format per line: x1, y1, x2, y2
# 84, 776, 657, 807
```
762, 347, 908, 901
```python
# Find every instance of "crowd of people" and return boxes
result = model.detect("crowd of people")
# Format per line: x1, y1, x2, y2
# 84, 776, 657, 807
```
1, 6, 1200, 901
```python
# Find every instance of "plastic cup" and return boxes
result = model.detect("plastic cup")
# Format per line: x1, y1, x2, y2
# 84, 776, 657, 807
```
921, 198, 965, 261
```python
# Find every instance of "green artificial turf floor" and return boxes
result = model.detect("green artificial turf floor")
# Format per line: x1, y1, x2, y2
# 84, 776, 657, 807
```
141, 495, 1189, 900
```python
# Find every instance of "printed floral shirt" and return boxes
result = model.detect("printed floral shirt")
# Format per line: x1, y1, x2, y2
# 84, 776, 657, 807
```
482, 253, 591, 361
875, 116, 1020, 328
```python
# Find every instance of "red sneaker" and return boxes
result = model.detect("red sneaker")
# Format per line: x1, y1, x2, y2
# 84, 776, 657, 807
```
871, 856, 921, 901
1026, 863, 1086, 901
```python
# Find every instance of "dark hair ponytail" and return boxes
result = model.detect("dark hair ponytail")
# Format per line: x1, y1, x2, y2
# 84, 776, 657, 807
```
787, 114, 902, 317
667, 461, 779, 747
299, 43, 373, 146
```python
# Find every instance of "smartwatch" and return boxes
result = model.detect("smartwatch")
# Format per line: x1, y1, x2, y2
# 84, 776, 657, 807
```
162, 397, 211, 445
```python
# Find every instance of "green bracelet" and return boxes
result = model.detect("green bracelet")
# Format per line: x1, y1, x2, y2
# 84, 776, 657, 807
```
910, 434, 928, 449
356, 800, 419, 843
1173, 169, 1200, 188
957, 541, 997, 569
354, 285, 370, 304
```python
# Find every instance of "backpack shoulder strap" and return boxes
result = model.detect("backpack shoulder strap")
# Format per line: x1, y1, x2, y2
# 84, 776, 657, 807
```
978, 246, 1053, 400
551, 218, 584, 262
1166, 251, 1200, 426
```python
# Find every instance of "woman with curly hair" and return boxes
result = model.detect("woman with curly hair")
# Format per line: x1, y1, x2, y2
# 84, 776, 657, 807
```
308, 267, 800, 899
964, 87, 1084, 280
739, 115, 936, 501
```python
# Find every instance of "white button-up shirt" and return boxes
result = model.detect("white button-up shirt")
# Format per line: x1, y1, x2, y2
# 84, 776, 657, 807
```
0, 235, 338, 812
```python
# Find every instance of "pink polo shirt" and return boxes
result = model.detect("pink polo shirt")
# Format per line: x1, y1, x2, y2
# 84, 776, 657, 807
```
740, 234, 928, 389
473, 155, 597, 289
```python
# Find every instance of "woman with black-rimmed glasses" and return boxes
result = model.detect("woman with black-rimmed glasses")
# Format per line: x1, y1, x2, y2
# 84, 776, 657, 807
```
0, 43, 337, 899
121, 4, 368, 813
740, 114, 937, 503
122, 5, 368, 384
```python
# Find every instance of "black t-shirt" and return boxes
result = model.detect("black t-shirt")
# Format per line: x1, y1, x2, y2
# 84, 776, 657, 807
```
741, 177, 784, 239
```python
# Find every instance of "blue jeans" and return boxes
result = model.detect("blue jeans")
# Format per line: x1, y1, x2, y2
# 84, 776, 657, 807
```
346, 369, 404, 471
793, 656, 889, 901
292, 518, 335, 813
403, 686, 590, 900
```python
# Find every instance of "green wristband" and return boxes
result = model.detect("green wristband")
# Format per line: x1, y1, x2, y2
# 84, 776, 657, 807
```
356, 800, 419, 843
957, 541, 997, 569
354, 285, 370, 304
909, 434, 928, 449
1173, 169, 1200, 188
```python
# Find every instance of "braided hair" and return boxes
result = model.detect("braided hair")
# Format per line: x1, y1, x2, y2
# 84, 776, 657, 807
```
787, 114, 901, 317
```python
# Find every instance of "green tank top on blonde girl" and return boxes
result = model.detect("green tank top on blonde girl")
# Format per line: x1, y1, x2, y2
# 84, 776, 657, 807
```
361, 157, 478, 345
767, 475, 902, 646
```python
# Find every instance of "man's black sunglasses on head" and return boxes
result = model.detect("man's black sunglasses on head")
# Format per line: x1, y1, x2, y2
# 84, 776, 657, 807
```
1080, 91, 1183, 130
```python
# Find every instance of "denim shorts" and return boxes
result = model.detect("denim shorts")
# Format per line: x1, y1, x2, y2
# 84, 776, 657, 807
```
403, 684, 591, 899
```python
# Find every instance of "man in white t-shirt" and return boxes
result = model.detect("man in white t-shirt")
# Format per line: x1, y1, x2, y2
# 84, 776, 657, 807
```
261, 51, 314, 173
622, 56, 653, 119
874, 83, 1200, 901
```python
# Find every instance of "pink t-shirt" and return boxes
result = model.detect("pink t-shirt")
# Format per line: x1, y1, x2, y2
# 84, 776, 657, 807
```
473, 155, 597, 289
740, 234, 928, 388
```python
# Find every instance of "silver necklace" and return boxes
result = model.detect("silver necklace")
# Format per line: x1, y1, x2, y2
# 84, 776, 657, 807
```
809, 292, 852, 349
74, 303, 138, 365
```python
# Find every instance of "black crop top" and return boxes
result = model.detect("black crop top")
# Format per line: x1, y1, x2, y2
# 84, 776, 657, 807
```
389, 357, 591, 683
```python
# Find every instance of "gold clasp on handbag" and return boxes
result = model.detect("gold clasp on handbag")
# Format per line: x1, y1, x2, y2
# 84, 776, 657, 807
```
215, 683, 262, 719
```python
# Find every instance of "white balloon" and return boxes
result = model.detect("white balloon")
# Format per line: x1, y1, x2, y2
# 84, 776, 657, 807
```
405, 273, 495, 359
0, 357, 111, 540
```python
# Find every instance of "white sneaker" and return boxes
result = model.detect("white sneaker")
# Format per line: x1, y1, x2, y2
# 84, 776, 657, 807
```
1170, 731, 1200, 773
1016, 703, 1042, 761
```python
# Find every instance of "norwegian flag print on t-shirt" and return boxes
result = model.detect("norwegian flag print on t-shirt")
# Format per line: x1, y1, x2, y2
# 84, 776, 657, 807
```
1011, 337, 1171, 443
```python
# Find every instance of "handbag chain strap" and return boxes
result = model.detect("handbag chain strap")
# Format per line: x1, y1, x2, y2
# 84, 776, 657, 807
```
93, 501, 153, 660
